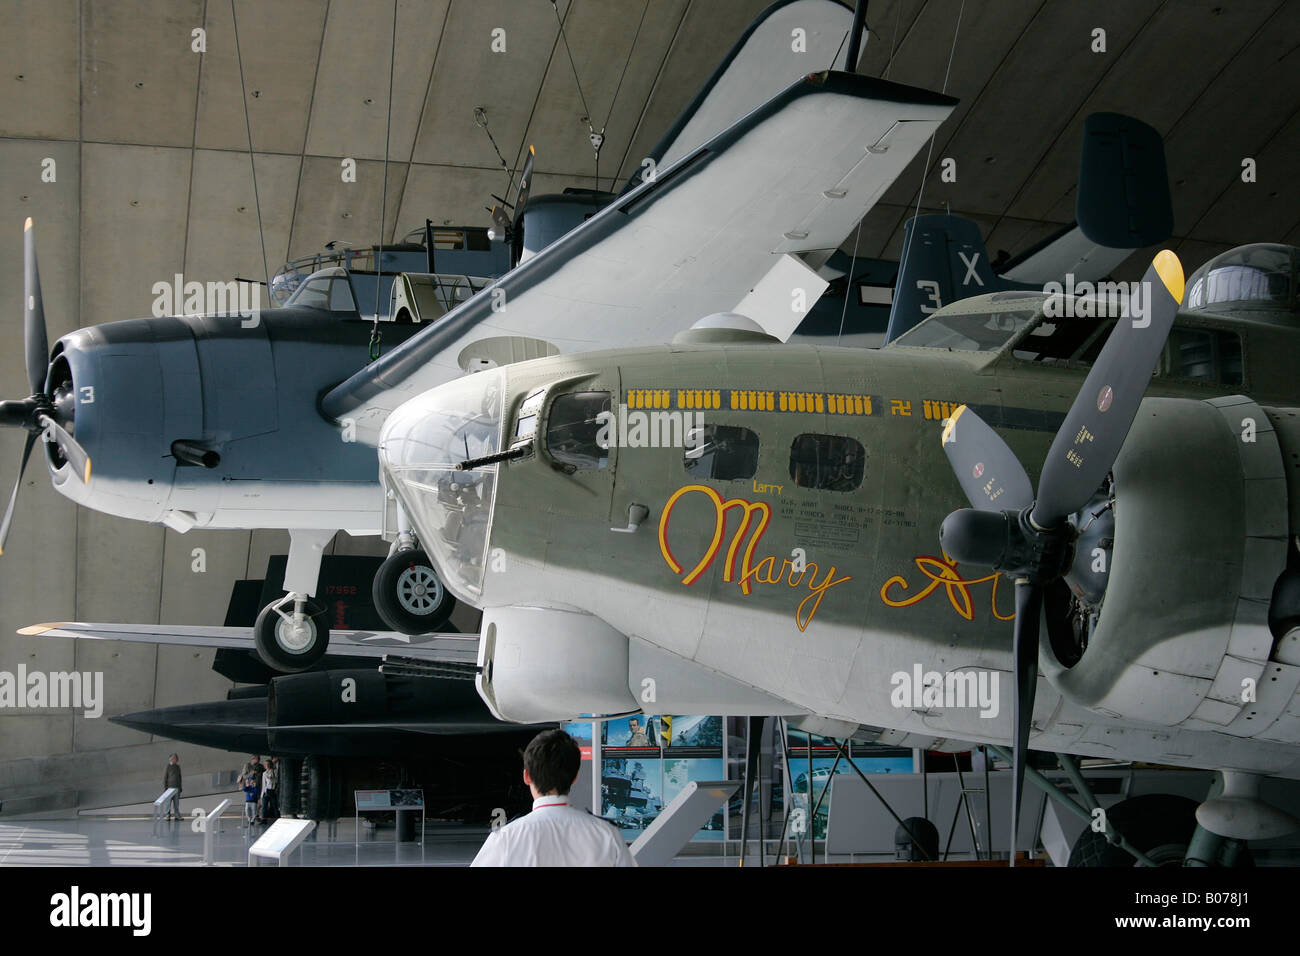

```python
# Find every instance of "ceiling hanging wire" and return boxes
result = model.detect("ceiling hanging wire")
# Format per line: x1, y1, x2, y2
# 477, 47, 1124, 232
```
474, 106, 512, 189
834, 3, 872, 346
550, 0, 596, 182
596, 0, 650, 190
837, 0, 963, 346
231, 0, 271, 297
885, 0, 965, 334
369, 0, 398, 362
476, 2, 572, 222
883, 0, 903, 79
551, 0, 649, 190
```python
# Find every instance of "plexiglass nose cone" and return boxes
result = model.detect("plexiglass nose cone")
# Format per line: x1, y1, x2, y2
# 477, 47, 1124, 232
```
378, 369, 505, 603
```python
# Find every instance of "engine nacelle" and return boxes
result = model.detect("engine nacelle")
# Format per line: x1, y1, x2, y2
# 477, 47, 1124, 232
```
1044, 396, 1297, 734
476, 607, 638, 724
474, 605, 799, 724
269, 669, 390, 726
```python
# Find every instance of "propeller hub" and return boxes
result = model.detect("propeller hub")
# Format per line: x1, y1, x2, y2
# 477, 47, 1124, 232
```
0, 396, 56, 434
940, 506, 1074, 584
0, 399, 36, 430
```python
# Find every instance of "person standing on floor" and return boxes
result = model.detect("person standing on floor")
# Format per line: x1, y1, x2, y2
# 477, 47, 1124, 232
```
260, 759, 277, 822
163, 754, 182, 820
471, 729, 636, 867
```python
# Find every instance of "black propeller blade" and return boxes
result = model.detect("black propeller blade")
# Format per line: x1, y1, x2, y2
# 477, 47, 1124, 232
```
514, 144, 535, 220
941, 405, 1034, 512
0, 432, 38, 556
23, 217, 49, 396
1032, 251, 1184, 526
934, 251, 1185, 866
490, 204, 512, 237
0, 219, 92, 556
486, 146, 536, 255
1010, 577, 1042, 864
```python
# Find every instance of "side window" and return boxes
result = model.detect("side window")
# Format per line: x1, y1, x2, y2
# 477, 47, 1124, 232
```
546, 392, 611, 471
684, 424, 759, 480
329, 278, 356, 312
1159, 328, 1243, 386
292, 277, 331, 309
789, 434, 865, 492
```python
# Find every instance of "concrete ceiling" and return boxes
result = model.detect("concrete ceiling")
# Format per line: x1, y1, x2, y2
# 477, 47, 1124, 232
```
0, 0, 1297, 805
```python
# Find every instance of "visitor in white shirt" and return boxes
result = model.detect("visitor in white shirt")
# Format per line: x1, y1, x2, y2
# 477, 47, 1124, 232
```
471, 729, 637, 867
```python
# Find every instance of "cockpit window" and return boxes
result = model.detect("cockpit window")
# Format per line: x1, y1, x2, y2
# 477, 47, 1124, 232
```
1186, 244, 1296, 312
546, 392, 611, 471
789, 434, 865, 492
894, 293, 1046, 352
1011, 315, 1111, 365
684, 424, 759, 480
286, 270, 358, 312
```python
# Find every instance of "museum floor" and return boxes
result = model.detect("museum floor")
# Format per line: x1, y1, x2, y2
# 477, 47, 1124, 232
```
0, 797, 738, 866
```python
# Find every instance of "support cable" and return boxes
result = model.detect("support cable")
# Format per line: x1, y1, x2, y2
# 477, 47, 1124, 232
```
231, 0, 270, 296
893, 0, 965, 333
369, 0, 398, 361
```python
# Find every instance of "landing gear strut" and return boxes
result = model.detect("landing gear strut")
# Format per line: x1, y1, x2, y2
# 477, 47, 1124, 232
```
372, 534, 456, 634
252, 529, 334, 672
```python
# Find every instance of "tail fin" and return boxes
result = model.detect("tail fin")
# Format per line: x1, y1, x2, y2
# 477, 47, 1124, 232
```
1000, 113, 1172, 284
1076, 112, 1172, 249
884, 113, 1173, 343
883, 214, 997, 343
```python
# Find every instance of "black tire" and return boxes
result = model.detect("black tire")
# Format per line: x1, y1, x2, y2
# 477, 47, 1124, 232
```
372, 549, 456, 634
1068, 794, 1232, 867
303, 755, 342, 821
253, 599, 329, 672
278, 757, 302, 818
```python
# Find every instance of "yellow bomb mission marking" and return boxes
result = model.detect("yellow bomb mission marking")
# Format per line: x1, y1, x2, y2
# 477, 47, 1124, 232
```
658, 484, 851, 631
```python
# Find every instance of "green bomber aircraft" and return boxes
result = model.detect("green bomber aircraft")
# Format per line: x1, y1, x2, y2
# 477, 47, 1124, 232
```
373, 244, 1300, 858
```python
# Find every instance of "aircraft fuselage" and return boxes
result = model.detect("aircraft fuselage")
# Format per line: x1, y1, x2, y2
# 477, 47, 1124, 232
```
378, 313, 1300, 777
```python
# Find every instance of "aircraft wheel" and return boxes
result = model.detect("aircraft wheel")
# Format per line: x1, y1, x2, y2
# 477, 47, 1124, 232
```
303, 755, 342, 821
1067, 794, 1250, 867
278, 757, 302, 817
372, 549, 456, 634
253, 599, 329, 672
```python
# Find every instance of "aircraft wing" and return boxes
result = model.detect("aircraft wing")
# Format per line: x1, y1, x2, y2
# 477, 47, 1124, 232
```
630, 0, 859, 190
18, 621, 480, 664
322, 71, 957, 442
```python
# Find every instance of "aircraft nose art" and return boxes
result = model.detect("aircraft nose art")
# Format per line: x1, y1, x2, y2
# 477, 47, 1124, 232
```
377, 370, 506, 605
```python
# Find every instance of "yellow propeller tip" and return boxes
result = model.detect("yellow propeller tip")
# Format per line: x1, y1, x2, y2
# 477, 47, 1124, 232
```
83, 459, 92, 483
941, 404, 967, 445
528, 144, 535, 155
24, 217, 33, 231
1153, 249, 1184, 305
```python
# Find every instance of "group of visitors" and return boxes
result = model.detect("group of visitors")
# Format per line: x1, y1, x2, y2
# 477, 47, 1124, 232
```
238, 755, 281, 825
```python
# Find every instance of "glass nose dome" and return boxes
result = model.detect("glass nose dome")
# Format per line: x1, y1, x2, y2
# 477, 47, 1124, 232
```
378, 369, 505, 603
1184, 243, 1298, 313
